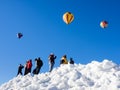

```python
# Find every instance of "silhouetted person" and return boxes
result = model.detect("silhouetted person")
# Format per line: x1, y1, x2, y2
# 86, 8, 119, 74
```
48, 53, 57, 72
69, 58, 74, 64
24, 61, 28, 75
17, 64, 24, 76
33, 57, 43, 75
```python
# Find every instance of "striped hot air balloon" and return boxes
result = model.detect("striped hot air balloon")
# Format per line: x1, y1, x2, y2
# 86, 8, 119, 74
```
100, 20, 108, 28
63, 12, 74, 24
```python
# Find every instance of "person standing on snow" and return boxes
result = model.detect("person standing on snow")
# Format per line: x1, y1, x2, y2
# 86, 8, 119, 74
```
60, 55, 68, 64
69, 58, 74, 64
27, 59, 32, 74
24, 61, 28, 75
33, 57, 43, 75
48, 53, 57, 72
17, 64, 24, 76
24, 59, 32, 75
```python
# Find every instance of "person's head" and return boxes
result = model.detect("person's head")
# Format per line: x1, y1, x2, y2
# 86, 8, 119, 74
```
50, 53, 54, 55
35, 58, 37, 61
63, 55, 66, 58
70, 58, 73, 60
50, 53, 54, 57
29, 59, 32, 62
38, 57, 41, 60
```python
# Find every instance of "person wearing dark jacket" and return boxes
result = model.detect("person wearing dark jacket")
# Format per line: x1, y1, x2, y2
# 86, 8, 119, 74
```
17, 64, 24, 76
24, 61, 28, 75
69, 58, 74, 64
48, 53, 57, 72
33, 57, 43, 75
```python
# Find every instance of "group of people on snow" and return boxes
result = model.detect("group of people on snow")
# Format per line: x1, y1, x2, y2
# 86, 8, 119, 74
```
17, 53, 74, 76
17, 57, 43, 76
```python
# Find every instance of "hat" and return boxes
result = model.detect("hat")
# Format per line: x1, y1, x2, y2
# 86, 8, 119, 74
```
50, 53, 54, 55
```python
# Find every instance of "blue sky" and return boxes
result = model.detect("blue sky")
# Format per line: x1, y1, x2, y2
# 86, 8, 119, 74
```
0, 0, 120, 85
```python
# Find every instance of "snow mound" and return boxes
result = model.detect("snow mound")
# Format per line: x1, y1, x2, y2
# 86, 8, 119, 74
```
0, 59, 120, 90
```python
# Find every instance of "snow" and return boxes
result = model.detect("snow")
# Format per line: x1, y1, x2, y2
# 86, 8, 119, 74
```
0, 59, 120, 90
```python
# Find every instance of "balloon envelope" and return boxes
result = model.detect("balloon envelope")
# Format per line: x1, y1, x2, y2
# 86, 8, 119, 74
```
63, 12, 74, 24
100, 21, 108, 28
17, 33, 23, 39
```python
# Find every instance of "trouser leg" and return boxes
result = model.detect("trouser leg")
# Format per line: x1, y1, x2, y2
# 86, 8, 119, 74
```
49, 63, 54, 72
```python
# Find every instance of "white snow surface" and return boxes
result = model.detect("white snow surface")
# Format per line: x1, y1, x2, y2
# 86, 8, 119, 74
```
0, 59, 120, 90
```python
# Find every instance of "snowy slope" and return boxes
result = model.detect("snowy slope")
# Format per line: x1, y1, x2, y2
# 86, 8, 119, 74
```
0, 59, 120, 90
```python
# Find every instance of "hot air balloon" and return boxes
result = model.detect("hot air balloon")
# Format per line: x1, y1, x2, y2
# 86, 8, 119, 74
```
17, 33, 23, 39
100, 20, 108, 28
63, 12, 74, 24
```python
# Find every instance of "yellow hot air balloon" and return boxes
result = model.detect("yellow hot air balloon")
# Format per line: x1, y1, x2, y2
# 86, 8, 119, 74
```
100, 20, 108, 28
63, 12, 74, 24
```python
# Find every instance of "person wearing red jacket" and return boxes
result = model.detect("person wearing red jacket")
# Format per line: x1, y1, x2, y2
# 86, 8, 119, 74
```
24, 59, 32, 75
27, 60, 32, 74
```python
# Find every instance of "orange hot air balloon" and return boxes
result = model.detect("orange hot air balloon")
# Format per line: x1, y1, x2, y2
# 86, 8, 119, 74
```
100, 20, 108, 28
63, 12, 74, 24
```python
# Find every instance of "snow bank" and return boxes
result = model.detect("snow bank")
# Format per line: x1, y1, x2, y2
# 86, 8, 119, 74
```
0, 59, 120, 90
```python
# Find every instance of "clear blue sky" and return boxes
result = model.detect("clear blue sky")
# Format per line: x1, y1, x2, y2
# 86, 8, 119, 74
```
0, 0, 120, 85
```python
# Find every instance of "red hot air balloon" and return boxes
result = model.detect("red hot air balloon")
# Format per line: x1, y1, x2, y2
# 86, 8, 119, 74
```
17, 33, 23, 39
100, 20, 108, 28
